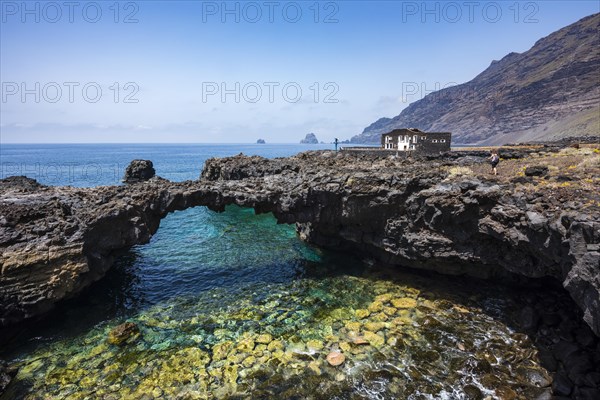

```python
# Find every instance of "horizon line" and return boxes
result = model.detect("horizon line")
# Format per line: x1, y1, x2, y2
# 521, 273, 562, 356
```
0, 142, 345, 145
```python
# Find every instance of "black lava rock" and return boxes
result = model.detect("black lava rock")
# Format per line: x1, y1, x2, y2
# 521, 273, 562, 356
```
552, 372, 573, 397
525, 165, 549, 177
123, 160, 156, 183
0, 360, 17, 396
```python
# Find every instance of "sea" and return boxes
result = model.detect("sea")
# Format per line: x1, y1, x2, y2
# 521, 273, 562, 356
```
0, 144, 559, 399
0, 143, 336, 187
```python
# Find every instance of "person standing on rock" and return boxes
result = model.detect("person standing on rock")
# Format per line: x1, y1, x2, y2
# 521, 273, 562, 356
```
489, 151, 500, 175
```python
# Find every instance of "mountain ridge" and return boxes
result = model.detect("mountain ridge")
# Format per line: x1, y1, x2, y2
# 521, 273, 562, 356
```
352, 13, 600, 145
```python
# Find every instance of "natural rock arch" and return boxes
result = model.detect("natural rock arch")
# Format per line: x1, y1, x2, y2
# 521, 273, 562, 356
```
1, 151, 598, 337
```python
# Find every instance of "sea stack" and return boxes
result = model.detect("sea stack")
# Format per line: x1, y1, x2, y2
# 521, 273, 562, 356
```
300, 133, 319, 144
123, 160, 156, 183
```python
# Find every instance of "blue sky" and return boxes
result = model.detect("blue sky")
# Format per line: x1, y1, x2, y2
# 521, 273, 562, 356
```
1, 0, 598, 143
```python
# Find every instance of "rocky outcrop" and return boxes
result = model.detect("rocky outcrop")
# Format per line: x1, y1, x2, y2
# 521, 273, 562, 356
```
0, 360, 17, 394
300, 133, 319, 144
107, 322, 140, 345
1, 147, 599, 338
0, 175, 206, 327
123, 159, 156, 183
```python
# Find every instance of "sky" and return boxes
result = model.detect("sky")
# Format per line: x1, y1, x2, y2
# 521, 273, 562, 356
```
1, 0, 598, 143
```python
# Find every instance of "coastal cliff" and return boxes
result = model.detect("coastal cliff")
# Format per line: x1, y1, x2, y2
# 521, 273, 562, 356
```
0, 143, 599, 339
352, 13, 600, 145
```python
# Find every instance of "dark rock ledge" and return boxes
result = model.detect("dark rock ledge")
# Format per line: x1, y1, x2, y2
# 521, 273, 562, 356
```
0, 148, 598, 341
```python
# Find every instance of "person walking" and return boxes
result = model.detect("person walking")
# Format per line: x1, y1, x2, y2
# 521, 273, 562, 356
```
489, 150, 500, 175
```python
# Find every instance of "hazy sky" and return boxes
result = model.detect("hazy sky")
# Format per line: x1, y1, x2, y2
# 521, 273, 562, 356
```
1, 0, 598, 143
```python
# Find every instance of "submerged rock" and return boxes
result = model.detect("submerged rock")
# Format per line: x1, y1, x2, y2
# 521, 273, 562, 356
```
306, 339, 324, 352
362, 331, 385, 348
108, 322, 140, 346
255, 333, 272, 344
368, 301, 384, 313
212, 341, 233, 361
391, 297, 417, 309
495, 386, 518, 399
363, 322, 386, 332
515, 365, 552, 387
0, 360, 17, 396
552, 372, 574, 397
6, 259, 600, 399
267, 340, 285, 352
326, 351, 345, 366
351, 336, 369, 345
462, 384, 482, 399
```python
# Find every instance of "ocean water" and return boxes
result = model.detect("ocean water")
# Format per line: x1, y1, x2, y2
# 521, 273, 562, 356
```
0, 143, 335, 187
0, 144, 558, 399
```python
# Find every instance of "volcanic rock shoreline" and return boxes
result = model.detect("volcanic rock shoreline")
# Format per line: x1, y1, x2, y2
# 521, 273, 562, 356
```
0, 142, 599, 340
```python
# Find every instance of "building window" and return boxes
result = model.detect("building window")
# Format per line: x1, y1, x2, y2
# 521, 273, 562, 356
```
441, 139, 446, 143
432, 139, 438, 143
413, 135, 418, 142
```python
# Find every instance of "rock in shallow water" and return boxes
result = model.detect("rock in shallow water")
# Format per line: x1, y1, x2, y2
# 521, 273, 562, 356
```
0, 360, 17, 396
326, 351, 345, 366
362, 331, 385, 348
391, 297, 417, 309
516, 365, 552, 387
108, 322, 140, 346
552, 372, 573, 397
462, 384, 482, 399
255, 333, 272, 344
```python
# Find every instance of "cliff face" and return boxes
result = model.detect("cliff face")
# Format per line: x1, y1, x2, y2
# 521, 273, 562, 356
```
1, 145, 599, 336
352, 13, 600, 145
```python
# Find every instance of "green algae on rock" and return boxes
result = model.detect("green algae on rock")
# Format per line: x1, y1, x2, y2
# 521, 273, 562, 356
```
5, 264, 592, 399
107, 322, 141, 346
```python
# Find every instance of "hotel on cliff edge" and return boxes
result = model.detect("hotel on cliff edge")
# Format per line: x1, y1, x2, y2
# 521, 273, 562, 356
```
343, 128, 452, 154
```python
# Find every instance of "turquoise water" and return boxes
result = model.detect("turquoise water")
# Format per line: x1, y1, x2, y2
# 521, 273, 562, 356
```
0, 144, 557, 399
